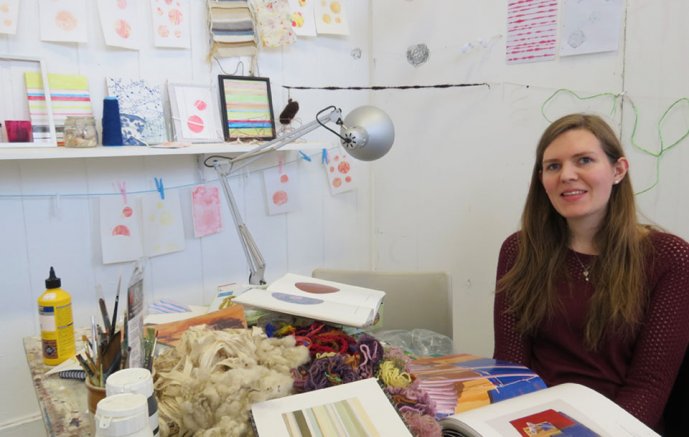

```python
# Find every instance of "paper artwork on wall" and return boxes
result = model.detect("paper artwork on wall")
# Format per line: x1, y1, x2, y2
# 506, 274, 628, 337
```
314, 0, 348, 35
559, 0, 624, 57
253, 0, 296, 47
506, 0, 558, 64
263, 161, 298, 215
25, 72, 93, 146
100, 195, 144, 264
107, 77, 167, 145
150, 0, 191, 49
191, 185, 223, 238
0, 0, 20, 35
167, 83, 223, 143
97, 0, 143, 50
141, 191, 186, 257
323, 149, 356, 195
287, 0, 316, 37
38, 0, 88, 43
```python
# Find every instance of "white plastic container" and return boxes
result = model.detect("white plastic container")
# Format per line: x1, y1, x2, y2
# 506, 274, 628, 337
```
106, 368, 159, 437
95, 393, 152, 437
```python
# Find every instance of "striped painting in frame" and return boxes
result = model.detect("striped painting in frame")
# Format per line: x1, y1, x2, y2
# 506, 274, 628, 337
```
25, 73, 93, 145
282, 397, 380, 437
218, 75, 276, 141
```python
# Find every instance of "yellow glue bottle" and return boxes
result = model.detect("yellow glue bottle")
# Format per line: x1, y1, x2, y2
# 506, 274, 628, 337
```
38, 267, 76, 366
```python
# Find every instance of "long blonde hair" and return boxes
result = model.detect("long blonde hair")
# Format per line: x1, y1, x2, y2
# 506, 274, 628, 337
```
496, 114, 651, 349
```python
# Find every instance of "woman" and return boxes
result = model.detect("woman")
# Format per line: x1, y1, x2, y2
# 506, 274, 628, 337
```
493, 113, 689, 432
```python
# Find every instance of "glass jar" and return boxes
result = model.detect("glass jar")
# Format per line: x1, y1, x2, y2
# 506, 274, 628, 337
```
64, 116, 98, 148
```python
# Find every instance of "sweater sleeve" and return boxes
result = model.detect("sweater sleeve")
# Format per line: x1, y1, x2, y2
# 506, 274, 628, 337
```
614, 232, 689, 428
493, 232, 532, 367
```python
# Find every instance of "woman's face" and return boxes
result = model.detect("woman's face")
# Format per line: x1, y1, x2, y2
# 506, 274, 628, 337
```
540, 128, 628, 229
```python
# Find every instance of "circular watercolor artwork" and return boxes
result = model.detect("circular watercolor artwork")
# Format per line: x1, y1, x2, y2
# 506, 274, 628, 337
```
187, 115, 204, 133
294, 282, 340, 294
271, 292, 323, 305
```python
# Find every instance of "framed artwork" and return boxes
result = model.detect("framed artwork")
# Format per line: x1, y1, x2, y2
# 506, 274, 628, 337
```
168, 82, 223, 143
1, 55, 57, 148
218, 75, 276, 141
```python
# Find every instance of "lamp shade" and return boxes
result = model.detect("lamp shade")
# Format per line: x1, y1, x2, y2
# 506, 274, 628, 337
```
339, 105, 395, 161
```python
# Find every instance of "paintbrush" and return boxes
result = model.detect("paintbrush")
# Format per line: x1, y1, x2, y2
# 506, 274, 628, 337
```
110, 276, 121, 341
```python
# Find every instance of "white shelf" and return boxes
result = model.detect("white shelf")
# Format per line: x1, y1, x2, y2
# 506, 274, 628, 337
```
0, 141, 327, 160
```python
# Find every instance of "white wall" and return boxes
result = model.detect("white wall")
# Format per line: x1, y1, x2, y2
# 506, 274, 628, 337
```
370, 0, 689, 356
0, 1, 373, 434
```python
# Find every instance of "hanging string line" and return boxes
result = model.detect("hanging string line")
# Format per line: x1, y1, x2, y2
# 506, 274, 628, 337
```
282, 82, 490, 91
0, 147, 333, 200
541, 88, 689, 195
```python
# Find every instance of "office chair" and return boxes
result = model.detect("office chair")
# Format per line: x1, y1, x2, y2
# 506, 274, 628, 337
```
311, 268, 453, 338
663, 346, 688, 437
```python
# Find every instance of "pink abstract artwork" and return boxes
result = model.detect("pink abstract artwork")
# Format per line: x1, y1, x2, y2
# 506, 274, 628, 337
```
263, 163, 298, 215
191, 185, 223, 238
151, 0, 190, 48
324, 150, 355, 195
506, 0, 558, 64
168, 83, 222, 142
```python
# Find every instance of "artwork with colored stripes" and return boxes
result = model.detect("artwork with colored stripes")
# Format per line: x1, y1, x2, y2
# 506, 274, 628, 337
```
218, 75, 276, 141
25, 72, 93, 145
282, 397, 380, 437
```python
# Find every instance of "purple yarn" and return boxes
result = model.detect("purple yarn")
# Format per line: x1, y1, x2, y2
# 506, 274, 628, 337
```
304, 355, 358, 391
385, 381, 437, 418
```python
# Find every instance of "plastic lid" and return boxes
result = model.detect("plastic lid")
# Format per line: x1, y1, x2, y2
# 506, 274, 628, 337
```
95, 393, 149, 437
45, 267, 61, 289
106, 368, 154, 397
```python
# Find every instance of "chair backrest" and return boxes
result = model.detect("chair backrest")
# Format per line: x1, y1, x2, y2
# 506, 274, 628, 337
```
663, 346, 689, 437
311, 268, 453, 338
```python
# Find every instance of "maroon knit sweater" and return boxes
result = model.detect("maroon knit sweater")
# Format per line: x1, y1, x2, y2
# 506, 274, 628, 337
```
493, 230, 689, 431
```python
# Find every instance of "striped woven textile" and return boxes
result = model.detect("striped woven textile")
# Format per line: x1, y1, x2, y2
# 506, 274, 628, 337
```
25, 73, 93, 146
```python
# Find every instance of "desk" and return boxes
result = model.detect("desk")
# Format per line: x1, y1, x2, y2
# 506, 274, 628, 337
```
23, 336, 92, 437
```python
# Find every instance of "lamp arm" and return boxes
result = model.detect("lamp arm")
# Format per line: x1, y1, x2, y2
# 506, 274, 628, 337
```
215, 161, 266, 285
211, 106, 343, 286
226, 106, 343, 172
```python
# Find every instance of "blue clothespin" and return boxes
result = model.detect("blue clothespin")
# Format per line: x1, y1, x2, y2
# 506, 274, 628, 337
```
154, 177, 165, 200
321, 148, 329, 164
298, 150, 312, 162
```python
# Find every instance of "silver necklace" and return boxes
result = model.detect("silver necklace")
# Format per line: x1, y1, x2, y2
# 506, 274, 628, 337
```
573, 252, 591, 282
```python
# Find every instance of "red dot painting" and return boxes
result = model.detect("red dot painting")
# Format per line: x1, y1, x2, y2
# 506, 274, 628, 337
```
345, 176, 352, 183
187, 115, 205, 133
280, 174, 289, 183
122, 206, 133, 218
273, 191, 288, 206
194, 100, 207, 111
115, 19, 131, 39
337, 160, 350, 174
117, 0, 128, 9
112, 224, 130, 236
332, 178, 342, 188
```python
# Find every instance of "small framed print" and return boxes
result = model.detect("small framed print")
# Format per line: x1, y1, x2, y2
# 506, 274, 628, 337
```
1, 55, 57, 148
168, 82, 223, 143
218, 75, 276, 141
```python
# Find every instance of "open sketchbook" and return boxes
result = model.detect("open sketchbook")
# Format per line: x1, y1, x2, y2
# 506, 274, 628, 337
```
233, 273, 385, 328
439, 383, 659, 437
250, 378, 412, 437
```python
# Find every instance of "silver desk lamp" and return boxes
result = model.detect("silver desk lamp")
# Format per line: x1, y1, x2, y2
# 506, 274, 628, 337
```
207, 105, 395, 286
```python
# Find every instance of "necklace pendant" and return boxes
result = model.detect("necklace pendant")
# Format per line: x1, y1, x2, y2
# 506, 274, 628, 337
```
583, 270, 590, 282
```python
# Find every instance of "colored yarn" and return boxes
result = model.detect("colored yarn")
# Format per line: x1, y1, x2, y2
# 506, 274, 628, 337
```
386, 380, 437, 418
102, 97, 123, 146
378, 360, 412, 389
303, 355, 358, 391
401, 410, 442, 437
